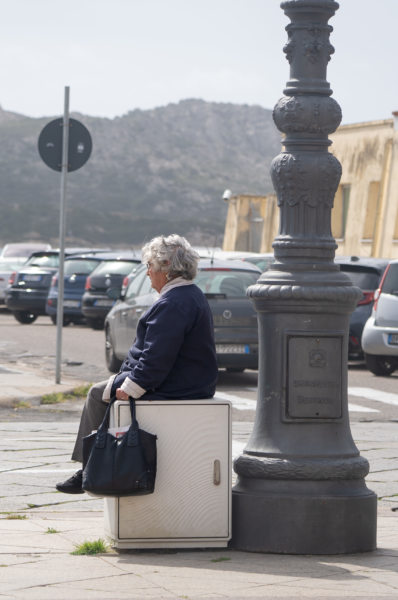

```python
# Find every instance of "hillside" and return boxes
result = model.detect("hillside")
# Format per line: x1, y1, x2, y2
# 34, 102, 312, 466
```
0, 99, 281, 247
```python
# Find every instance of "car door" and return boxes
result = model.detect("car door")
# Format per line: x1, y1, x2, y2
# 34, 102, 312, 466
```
123, 275, 158, 348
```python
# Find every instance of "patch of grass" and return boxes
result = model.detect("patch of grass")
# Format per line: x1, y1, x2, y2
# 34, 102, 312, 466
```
41, 392, 64, 405
210, 556, 231, 563
14, 401, 31, 409
45, 527, 58, 534
71, 539, 109, 555
5, 514, 27, 520
27, 503, 39, 509
69, 383, 92, 397
41, 383, 92, 405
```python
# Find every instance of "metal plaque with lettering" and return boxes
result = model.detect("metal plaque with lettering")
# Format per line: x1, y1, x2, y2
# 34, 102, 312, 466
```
286, 335, 342, 419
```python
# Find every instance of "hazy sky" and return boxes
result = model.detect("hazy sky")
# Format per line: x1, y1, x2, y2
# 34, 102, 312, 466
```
0, 0, 396, 125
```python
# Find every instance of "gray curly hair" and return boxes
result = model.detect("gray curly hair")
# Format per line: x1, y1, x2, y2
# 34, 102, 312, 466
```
142, 234, 199, 280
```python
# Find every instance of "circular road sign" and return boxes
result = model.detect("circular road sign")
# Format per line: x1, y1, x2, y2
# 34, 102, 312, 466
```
38, 117, 92, 172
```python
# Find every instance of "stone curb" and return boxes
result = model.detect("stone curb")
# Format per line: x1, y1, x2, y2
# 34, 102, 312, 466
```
0, 381, 88, 409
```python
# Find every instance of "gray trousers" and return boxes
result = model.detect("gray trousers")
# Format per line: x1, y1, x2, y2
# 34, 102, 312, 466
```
71, 380, 109, 463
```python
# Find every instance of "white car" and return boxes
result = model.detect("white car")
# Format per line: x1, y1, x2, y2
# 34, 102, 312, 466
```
0, 258, 27, 304
362, 259, 398, 376
0, 242, 51, 259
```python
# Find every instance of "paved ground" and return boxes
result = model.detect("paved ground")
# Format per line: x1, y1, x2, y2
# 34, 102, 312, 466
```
1, 365, 398, 599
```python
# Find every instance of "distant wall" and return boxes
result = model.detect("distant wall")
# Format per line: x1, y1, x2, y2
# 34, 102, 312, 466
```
330, 118, 398, 259
222, 194, 278, 252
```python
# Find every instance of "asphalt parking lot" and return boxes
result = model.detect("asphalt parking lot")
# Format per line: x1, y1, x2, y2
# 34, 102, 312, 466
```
0, 310, 397, 423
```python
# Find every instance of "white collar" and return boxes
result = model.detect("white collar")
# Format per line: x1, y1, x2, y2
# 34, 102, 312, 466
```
160, 276, 194, 296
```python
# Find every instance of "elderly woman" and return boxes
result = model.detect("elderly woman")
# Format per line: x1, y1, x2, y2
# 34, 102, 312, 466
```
56, 234, 218, 494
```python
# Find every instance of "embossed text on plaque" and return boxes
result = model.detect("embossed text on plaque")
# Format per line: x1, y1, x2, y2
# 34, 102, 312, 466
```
287, 335, 342, 419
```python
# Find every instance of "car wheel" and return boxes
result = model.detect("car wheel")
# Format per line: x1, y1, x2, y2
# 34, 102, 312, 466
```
86, 317, 104, 330
13, 311, 37, 324
364, 353, 398, 376
50, 314, 71, 326
105, 327, 123, 373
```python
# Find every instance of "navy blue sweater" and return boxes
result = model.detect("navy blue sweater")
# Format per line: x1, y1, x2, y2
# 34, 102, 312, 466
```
112, 284, 218, 399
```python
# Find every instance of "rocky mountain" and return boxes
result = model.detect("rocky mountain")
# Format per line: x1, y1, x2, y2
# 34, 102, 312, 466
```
0, 99, 281, 247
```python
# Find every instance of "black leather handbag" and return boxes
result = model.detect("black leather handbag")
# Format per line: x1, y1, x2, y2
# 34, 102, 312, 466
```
82, 397, 157, 497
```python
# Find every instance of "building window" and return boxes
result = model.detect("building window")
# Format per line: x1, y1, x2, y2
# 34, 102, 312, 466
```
332, 184, 350, 239
362, 181, 380, 240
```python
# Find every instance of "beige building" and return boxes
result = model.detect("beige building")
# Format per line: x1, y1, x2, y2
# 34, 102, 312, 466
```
223, 115, 398, 259
222, 193, 278, 254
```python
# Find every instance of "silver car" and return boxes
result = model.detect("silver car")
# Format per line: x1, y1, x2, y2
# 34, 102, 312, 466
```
105, 258, 261, 373
362, 259, 398, 376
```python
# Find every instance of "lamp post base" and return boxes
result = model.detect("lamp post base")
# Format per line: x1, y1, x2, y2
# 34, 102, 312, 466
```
231, 480, 377, 554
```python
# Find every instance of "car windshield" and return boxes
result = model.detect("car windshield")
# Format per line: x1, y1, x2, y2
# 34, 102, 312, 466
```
64, 259, 100, 276
91, 260, 138, 277
382, 264, 398, 295
195, 269, 259, 297
339, 266, 381, 290
25, 254, 59, 268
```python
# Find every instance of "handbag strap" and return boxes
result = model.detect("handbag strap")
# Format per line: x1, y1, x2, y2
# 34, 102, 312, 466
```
95, 396, 139, 448
127, 397, 139, 447
95, 400, 113, 448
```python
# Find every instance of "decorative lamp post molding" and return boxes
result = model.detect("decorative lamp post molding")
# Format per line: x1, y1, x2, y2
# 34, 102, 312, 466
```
231, 0, 377, 554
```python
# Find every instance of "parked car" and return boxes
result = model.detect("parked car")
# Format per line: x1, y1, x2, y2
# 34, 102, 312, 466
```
5, 248, 100, 324
46, 255, 106, 325
193, 246, 222, 258
240, 253, 275, 272
213, 250, 275, 272
104, 258, 261, 373
0, 258, 28, 304
0, 242, 51, 259
119, 264, 142, 299
335, 256, 389, 360
81, 252, 142, 329
362, 259, 398, 376
213, 250, 259, 260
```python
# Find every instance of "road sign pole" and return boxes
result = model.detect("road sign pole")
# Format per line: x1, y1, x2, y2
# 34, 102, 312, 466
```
37, 89, 91, 384
55, 86, 70, 384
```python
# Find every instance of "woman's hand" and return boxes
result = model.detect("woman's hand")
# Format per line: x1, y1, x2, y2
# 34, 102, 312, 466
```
115, 388, 129, 401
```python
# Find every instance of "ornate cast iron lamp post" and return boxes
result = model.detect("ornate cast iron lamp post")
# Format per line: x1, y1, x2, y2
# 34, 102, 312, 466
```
231, 0, 377, 554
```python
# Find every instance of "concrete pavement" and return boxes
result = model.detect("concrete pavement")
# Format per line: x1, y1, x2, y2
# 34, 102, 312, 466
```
0, 362, 86, 409
1, 364, 398, 599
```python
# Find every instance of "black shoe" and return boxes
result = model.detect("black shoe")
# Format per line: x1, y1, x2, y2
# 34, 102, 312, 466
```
56, 469, 84, 494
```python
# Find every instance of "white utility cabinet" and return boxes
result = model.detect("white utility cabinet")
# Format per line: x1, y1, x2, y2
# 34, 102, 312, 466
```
104, 399, 232, 549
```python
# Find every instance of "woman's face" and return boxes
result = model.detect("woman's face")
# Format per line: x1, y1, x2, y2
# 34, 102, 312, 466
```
147, 262, 168, 293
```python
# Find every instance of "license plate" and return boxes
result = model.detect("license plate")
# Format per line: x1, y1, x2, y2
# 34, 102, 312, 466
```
64, 300, 80, 308
94, 299, 114, 307
23, 274, 41, 282
216, 344, 250, 354
388, 334, 398, 346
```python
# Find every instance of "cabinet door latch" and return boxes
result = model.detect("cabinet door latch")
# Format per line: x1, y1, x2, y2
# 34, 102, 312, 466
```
213, 459, 221, 485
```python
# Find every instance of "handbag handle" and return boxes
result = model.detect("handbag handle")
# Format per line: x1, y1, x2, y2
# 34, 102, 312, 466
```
95, 396, 139, 448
